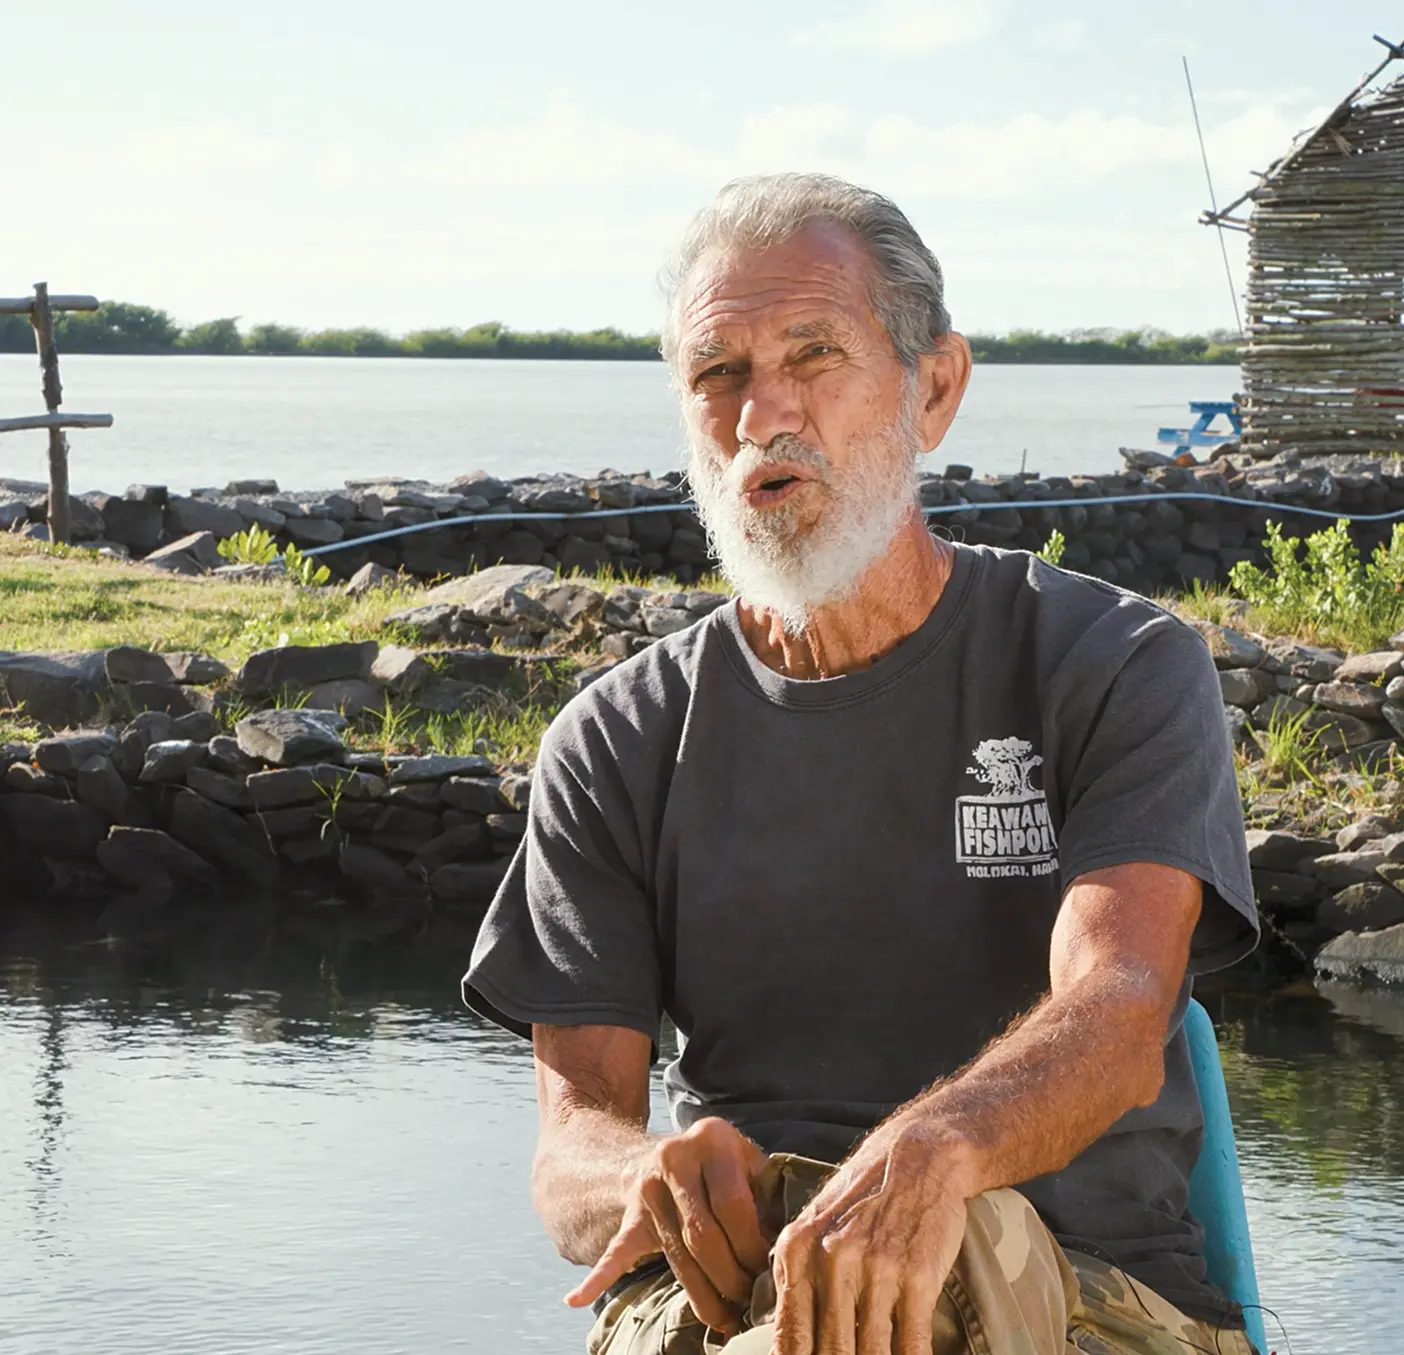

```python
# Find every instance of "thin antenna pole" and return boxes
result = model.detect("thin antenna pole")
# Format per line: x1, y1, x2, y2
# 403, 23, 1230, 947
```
1182, 56, 1244, 338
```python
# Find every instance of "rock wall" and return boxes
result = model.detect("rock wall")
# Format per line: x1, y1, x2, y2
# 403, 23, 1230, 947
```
6, 446, 1404, 592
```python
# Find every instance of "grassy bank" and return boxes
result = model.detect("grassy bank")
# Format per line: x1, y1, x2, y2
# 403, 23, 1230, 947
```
0, 303, 1238, 363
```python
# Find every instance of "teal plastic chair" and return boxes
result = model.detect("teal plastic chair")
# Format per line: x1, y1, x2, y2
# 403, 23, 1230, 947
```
1184, 999, 1268, 1355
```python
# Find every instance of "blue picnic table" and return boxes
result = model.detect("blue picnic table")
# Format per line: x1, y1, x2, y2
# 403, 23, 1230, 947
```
1157, 400, 1242, 456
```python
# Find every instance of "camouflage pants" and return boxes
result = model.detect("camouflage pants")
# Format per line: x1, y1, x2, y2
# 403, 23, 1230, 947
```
587, 1155, 1255, 1355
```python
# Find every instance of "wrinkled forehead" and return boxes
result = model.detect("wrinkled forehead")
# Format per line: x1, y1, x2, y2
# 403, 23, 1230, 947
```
672, 220, 883, 366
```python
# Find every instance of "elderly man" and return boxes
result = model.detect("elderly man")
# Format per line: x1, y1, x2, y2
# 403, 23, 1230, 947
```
464, 173, 1259, 1355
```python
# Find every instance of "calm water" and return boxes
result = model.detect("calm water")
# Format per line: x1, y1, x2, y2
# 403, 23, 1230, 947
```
2, 899, 1399, 1355
0, 356, 1241, 495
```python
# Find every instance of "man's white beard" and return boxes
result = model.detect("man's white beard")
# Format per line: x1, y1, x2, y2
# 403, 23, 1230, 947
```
686, 408, 921, 635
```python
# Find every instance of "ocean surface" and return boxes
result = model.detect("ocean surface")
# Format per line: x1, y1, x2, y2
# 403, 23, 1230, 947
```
1, 899, 1399, 1355
0, 355, 1241, 495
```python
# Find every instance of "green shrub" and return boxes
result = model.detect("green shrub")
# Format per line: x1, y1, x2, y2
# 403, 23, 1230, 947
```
282, 544, 332, 587
1037, 528, 1066, 567
217, 524, 280, 566
1227, 519, 1404, 652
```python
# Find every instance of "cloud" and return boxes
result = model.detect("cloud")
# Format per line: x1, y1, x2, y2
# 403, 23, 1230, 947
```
791, 0, 997, 55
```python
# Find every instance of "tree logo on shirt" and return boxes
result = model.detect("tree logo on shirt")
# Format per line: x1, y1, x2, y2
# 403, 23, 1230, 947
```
955, 736, 1059, 878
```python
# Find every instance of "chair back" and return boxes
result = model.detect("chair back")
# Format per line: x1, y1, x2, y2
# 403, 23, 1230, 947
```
1184, 999, 1268, 1355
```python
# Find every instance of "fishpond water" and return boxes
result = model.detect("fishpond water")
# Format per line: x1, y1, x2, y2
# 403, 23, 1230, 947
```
3, 898, 1399, 1355
0, 356, 1241, 495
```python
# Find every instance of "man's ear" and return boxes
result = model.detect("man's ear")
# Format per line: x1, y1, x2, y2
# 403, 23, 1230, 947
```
913, 332, 972, 453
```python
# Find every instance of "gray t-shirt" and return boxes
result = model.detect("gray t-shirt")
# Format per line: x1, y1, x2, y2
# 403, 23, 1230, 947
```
463, 545, 1258, 1323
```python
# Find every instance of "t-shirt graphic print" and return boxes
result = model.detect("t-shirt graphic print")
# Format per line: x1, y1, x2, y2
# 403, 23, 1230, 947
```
956, 735, 1059, 878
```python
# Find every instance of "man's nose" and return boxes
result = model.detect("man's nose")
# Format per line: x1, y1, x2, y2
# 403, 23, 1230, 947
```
735, 373, 805, 450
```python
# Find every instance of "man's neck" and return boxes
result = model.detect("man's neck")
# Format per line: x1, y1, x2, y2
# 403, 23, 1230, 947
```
737, 517, 955, 679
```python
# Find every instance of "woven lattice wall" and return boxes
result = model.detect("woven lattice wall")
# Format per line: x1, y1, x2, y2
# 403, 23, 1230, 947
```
1241, 74, 1404, 458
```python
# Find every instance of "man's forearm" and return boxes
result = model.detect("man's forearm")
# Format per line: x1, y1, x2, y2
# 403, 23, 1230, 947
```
532, 1107, 658, 1266
881, 966, 1172, 1201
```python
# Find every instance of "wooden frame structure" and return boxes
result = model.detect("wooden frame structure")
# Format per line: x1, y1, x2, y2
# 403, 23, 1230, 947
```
0, 284, 113, 542
1204, 36, 1404, 460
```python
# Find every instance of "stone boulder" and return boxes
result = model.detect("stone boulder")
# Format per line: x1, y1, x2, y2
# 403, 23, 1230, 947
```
235, 709, 348, 766
1336, 651, 1404, 684
167, 788, 279, 884
105, 646, 175, 685
164, 652, 230, 684
0, 651, 109, 727
1316, 921, 1404, 984
96, 826, 217, 887
143, 531, 222, 575
92, 494, 164, 554
1186, 621, 1265, 670
345, 562, 398, 597
33, 731, 117, 774
164, 495, 246, 540
139, 739, 209, 783
420, 564, 554, 619
0, 795, 107, 859
237, 641, 378, 696
1318, 883, 1404, 935
77, 754, 149, 826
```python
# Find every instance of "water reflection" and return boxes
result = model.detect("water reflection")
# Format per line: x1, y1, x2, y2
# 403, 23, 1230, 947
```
3, 898, 1403, 1354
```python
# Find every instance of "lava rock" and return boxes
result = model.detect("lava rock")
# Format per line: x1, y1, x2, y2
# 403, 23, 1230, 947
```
0, 650, 109, 727
237, 640, 378, 696
184, 766, 253, 810
1187, 621, 1266, 670
105, 646, 175, 685
235, 709, 347, 766
167, 788, 279, 884
1336, 651, 1404, 684
76, 753, 149, 826
33, 731, 117, 775
0, 795, 107, 859
388, 753, 494, 784
1313, 680, 1387, 719
428, 858, 511, 903
369, 644, 430, 696
440, 776, 505, 815
138, 739, 209, 783
143, 530, 222, 574
1310, 849, 1389, 889
345, 562, 398, 596
1319, 882, 1404, 935
246, 764, 369, 808
1245, 829, 1337, 872
97, 825, 216, 886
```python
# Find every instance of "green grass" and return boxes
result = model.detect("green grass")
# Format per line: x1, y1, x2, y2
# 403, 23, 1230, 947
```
0, 536, 423, 658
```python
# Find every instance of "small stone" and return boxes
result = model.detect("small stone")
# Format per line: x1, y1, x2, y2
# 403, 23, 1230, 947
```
105, 646, 174, 685
1335, 651, 1404, 684
486, 812, 527, 842
167, 788, 279, 884
206, 734, 261, 775
386, 782, 442, 809
1377, 861, 1404, 890
1251, 694, 1308, 727
164, 652, 230, 684
370, 645, 430, 696
33, 732, 117, 775
4, 762, 65, 795
338, 841, 415, 893
171, 710, 221, 742
440, 776, 504, 815
246, 764, 367, 808
576, 659, 623, 693
1388, 675, 1404, 703
1318, 882, 1404, 935
1251, 869, 1320, 906
498, 773, 532, 811
301, 677, 378, 716
388, 754, 494, 784
1381, 702, 1404, 741
1187, 620, 1266, 670
235, 709, 347, 767
1315, 921, 1404, 983
428, 858, 511, 903
1313, 680, 1387, 719
76, 754, 148, 826
1244, 829, 1337, 872
1310, 849, 1388, 889
236, 641, 378, 697
1304, 709, 1380, 754
143, 530, 222, 574
255, 805, 322, 837
1263, 638, 1345, 682
345, 561, 398, 596
1337, 816, 1393, 851
185, 766, 253, 809
600, 634, 634, 661
97, 826, 216, 886
640, 605, 694, 638
0, 795, 107, 859
411, 823, 492, 875
1389, 629, 1404, 654
1219, 669, 1272, 709
138, 740, 208, 783
535, 583, 606, 627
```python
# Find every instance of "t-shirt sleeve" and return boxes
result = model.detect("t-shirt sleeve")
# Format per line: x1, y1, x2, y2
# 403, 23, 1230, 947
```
461, 702, 662, 1044
1050, 609, 1259, 974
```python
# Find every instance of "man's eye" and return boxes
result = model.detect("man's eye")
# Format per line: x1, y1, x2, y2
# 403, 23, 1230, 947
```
800, 344, 836, 360
694, 363, 742, 386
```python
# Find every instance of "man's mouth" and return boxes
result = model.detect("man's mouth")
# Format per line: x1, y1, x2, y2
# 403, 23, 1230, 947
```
742, 468, 810, 508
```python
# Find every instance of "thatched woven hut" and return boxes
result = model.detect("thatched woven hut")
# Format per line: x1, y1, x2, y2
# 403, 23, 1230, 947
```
1206, 38, 1404, 459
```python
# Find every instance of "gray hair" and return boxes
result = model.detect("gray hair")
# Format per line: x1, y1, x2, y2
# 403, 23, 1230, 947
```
660, 172, 951, 371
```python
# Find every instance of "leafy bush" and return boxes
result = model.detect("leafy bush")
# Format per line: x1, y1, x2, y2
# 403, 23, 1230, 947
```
1227, 519, 1404, 651
1037, 529, 1066, 567
217, 525, 280, 566
282, 544, 331, 587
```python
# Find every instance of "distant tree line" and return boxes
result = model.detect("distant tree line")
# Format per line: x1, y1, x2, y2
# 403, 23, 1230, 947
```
0, 302, 1241, 364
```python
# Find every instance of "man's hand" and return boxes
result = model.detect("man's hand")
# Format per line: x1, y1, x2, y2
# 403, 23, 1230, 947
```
772, 1119, 973, 1355
565, 1116, 773, 1333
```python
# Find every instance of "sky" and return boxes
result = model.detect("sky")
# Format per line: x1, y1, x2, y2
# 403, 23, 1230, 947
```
2, 1, 1401, 338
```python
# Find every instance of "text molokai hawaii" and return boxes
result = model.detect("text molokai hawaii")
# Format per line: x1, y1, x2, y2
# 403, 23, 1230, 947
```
0, 303, 1240, 364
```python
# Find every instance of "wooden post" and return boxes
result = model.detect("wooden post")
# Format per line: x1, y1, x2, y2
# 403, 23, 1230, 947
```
28, 282, 71, 543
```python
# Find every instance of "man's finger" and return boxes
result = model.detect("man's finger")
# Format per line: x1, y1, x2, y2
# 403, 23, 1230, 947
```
564, 1213, 657, 1309
855, 1264, 901, 1355
894, 1283, 939, 1355
816, 1232, 861, 1355
771, 1222, 818, 1355
661, 1157, 752, 1306
646, 1183, 741, 1332
701, 1152, 771, 1274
